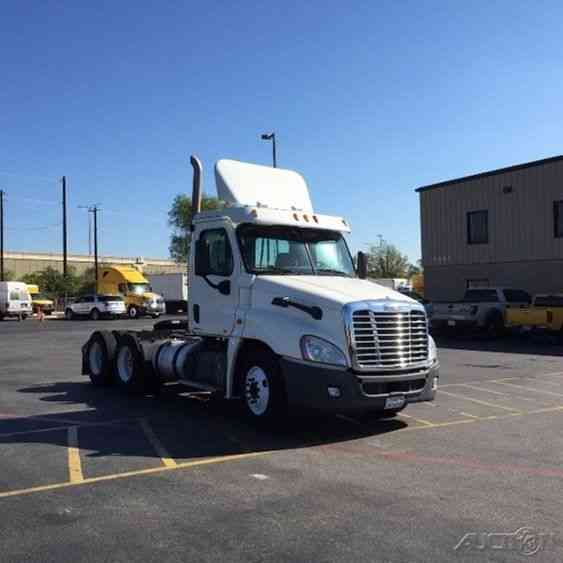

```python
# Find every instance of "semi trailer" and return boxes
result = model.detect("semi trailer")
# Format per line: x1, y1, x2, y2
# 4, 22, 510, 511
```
82, 156, 439, 422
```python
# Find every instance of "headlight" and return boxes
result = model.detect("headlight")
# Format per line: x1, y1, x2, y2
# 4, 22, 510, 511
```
300, 335, 347, 367
429, 335, 438, 363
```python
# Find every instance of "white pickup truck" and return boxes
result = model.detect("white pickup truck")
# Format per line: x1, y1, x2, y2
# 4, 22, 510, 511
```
81, 156, 439, 423
431, 288, 531, 335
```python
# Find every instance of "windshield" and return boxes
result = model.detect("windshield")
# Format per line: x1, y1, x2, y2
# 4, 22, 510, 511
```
238, 225, 355, 276
127, 283, 150, 295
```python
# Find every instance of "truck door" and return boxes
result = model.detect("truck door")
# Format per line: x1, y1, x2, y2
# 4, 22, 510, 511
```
190, 226, 237, 336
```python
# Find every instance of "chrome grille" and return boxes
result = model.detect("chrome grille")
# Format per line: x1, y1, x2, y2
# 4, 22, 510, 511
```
351, 309, 429, 370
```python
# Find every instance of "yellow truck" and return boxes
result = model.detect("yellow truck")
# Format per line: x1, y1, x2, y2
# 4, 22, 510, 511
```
98, 265, 165, 319
26, 284, 55, 316
505, 294, 563, 332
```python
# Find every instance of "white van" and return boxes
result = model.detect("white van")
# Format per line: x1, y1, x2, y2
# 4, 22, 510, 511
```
0, 282, 33, 320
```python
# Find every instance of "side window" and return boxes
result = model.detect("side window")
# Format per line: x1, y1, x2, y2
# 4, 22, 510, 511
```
9, 291, 20, 300
118, 283, 127, 294
503, 290, 531, 304
196, 229, 233, 277
467, 210, 488, 244
554, 201, 563, 238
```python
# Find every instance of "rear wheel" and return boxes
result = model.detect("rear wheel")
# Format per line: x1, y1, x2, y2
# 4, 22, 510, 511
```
239, 348, 287, 423
85, 331, 117, 386
114, 333, 147, 394
90, 308, 100, 321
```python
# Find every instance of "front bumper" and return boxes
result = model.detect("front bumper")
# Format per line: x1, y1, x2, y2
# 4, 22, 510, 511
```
280, 357, 439, 414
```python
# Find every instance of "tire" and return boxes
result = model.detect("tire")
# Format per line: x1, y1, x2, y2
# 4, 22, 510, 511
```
65, 308, 74, 321
238, 348, 287, 423
128, 306, 139, 319
21, 314, 28, 320
114, 332, 147, 394
85, 331, 117, 386
151, 314, 160, 319
90, 308, 100, 321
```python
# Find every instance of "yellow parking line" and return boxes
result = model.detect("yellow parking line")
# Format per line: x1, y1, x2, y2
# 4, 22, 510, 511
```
139, 419, 177, 468
0, 451, 270, 500
493, 380, 563, 398
460, 412, 480, 419
438, 389, 523, 413
67, 427, 83, 483
398, 412, 435, 427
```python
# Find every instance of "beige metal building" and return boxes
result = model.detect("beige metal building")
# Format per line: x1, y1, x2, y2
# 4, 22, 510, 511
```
4, 251, 185, 278
417, 155, 563, 300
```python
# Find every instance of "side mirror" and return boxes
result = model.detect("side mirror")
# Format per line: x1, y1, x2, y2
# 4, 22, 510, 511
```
218, 280, 231, 295
357, 251, 368, 280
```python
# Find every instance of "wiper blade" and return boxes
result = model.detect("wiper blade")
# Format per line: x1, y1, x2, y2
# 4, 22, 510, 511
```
255, 268, 310, 275
316, 269, 352, 276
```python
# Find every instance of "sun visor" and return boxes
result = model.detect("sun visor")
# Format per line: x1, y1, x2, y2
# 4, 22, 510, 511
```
215, 159, 313, 212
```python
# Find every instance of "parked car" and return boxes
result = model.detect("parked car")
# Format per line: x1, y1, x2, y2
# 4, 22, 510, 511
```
0, 281, 33, 320
505, 294, 563, 333
65, 294, 126, 320
431, 288, 531, 335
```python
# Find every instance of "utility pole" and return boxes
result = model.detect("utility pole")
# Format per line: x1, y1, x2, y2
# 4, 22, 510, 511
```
62, 176, 68, 277
0, 190, 4, 282
93, 206, 98, 294
79, 204, 101, 293
260, 132, 277, 167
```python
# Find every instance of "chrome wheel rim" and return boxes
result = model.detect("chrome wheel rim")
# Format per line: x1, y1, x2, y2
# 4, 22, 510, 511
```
245, 367, 270, 416
117, 346, 134, 383
89, 341, 104, 375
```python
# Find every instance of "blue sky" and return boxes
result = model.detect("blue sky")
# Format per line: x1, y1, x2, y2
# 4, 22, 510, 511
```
1, 1, 562, 263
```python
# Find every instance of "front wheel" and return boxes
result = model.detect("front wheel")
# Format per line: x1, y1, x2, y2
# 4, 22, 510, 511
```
90, 308, 100, 321
128, 306, 139, 319
239, 349, 287, 422
65, 308, 74, 321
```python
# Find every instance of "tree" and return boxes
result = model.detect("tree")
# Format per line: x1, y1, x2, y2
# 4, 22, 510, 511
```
21, 266, 81, 299
1, 270, 15, 281
168, 194, 222, 262
366, 242, 411, 278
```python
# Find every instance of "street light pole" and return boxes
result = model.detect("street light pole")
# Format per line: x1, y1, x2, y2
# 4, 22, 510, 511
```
260, 132, 277, 168
0, 189, 4, 282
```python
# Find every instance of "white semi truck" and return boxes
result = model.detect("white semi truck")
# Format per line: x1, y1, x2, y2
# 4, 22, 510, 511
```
82, 156, 439, 422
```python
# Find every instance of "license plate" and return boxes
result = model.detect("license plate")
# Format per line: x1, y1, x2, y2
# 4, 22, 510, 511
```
384, 395, 405, 410
447, 319, 456, 326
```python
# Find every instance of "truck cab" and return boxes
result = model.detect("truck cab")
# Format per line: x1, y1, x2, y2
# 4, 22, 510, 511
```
82, 157, 439, 422
26, 284, 55, 316
97, 265, 165, 319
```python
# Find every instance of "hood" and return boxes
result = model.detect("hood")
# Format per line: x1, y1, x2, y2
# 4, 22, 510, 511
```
254, 276, 418, 311
142, 292, 162, 301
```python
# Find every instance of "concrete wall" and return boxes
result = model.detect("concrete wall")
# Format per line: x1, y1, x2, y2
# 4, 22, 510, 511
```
4, 251, 186, 278
419, 157, 563, 299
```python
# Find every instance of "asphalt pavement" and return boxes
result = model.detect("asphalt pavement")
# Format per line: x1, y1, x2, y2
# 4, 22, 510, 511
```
0, 317, 562, 562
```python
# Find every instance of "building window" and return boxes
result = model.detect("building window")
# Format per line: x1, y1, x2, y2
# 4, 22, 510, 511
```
553, 201, 563, 238
466, 279, 489, 289
467, 210, 488, 244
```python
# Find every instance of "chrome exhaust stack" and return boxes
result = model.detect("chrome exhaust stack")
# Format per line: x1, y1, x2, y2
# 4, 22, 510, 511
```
190, 155, 203, 218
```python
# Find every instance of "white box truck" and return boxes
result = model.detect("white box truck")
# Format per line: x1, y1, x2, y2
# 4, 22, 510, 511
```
0, 281, 32, 320
81, 156, 439, 423
147, 273, 188, 314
